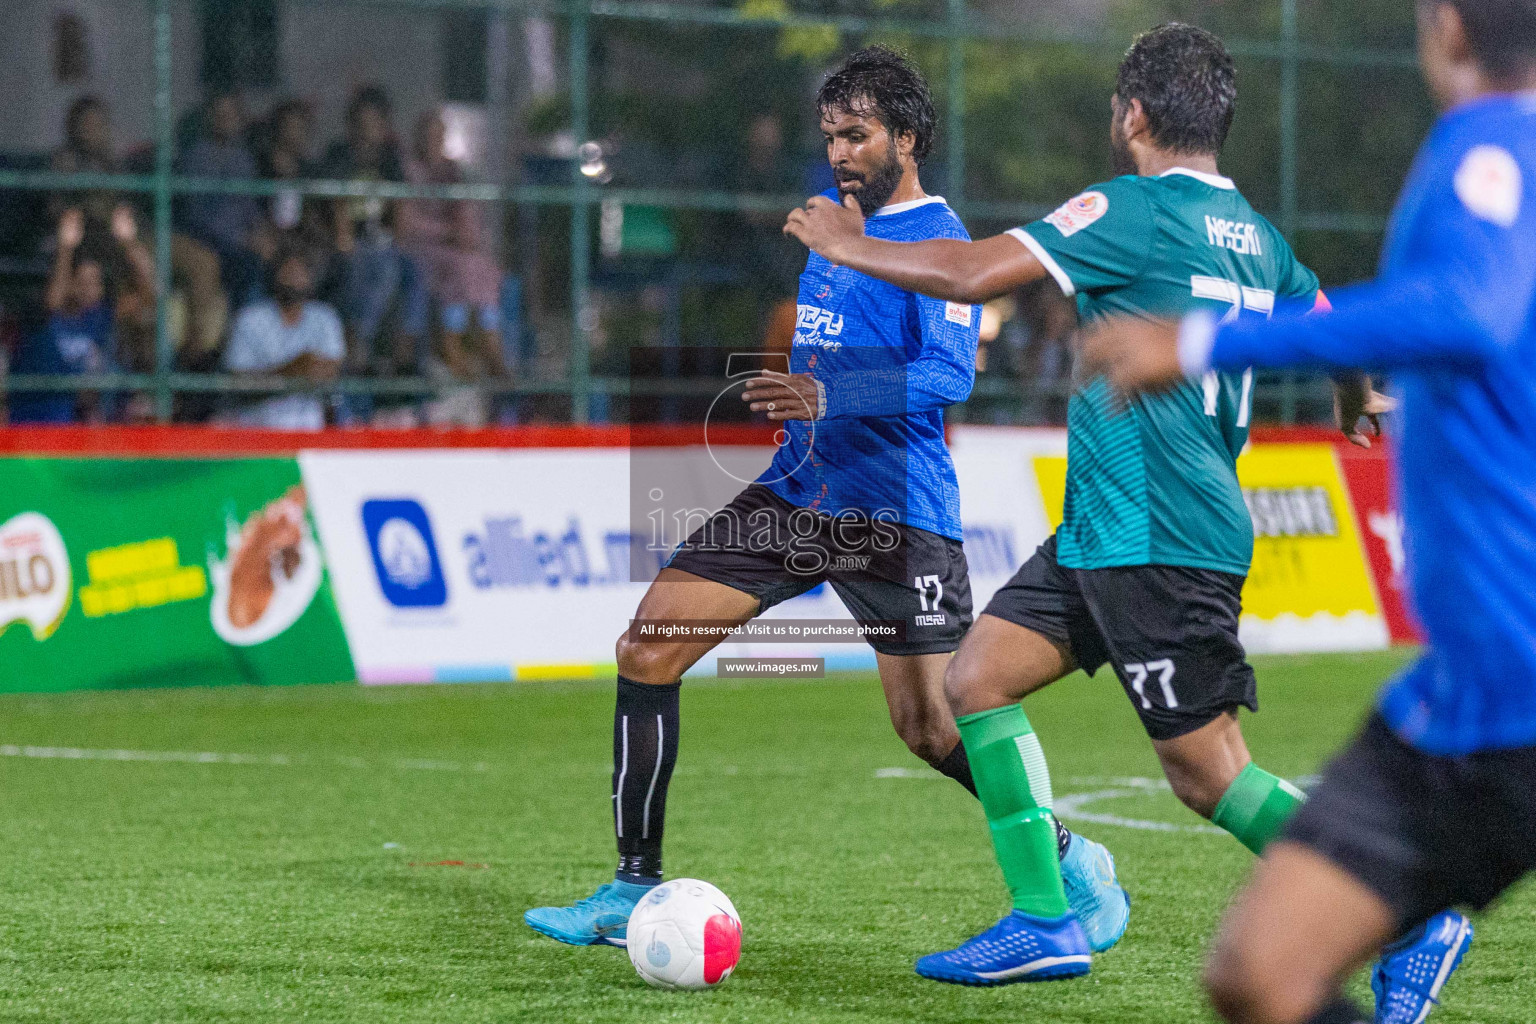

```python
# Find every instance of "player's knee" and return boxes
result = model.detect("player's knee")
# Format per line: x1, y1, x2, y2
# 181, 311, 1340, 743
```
614, 633, 680, 685
942, 654, 990, 717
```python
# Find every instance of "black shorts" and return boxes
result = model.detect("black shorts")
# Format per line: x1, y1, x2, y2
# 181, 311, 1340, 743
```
665, 484, 972, 656
982, 533, 1256, 741
1284, 712, 1536, 927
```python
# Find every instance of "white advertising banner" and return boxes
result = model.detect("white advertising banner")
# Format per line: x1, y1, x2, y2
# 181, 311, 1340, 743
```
302, 447, 936, 682
300, 426, 1384, 683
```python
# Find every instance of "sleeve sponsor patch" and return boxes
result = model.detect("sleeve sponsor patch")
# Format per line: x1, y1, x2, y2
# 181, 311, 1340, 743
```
1043, 190, 1109, 237
1454, 145, 1522, 228
945, 301, 973, 327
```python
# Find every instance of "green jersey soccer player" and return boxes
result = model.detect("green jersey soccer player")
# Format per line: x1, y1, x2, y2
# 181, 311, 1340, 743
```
787, 22, 1403, 990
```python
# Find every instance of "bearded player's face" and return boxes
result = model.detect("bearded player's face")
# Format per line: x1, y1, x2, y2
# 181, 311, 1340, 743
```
821, 105, 905, 215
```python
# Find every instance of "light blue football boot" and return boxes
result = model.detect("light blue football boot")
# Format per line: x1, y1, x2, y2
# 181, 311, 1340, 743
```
524, 879, 656, 947
915, 909, 1092, 986
1371, 911, 1474, 1024
1059, 831, 1131, 952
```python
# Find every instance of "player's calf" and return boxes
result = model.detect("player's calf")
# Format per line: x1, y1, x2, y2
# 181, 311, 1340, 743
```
1152, 713, 1304, 853
876, 650, 976, 793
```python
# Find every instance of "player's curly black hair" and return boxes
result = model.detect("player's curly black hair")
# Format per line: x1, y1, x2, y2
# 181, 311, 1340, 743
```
1115, 23, 1237, 156
816, 46, 937, 164
1438, 0, 1536, 75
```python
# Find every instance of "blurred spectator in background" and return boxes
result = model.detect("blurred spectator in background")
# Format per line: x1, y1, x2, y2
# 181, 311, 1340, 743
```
254, 100, 332, 273
730, 109, 804, 350
399, 111, 508, 380
47, 95, 154, 372
176, 91, 265, 321
222, 248, 342, 430
10, 207, 153, 423
49, 96, 121, 234
320, 86, 427, 379
1013, 278, 1076, 424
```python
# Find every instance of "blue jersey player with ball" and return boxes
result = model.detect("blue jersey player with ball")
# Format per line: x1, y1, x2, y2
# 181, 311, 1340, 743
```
525, 47, 1121, 957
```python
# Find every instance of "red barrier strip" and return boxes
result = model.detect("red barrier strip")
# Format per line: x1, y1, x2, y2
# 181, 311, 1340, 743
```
0, 423, 781, 456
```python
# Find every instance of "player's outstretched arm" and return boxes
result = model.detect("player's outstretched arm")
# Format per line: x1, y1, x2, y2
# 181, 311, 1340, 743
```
784, 193, 1047, 304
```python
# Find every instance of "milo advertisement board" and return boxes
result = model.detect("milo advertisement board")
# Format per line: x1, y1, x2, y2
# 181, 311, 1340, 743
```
0, 459, 354, 691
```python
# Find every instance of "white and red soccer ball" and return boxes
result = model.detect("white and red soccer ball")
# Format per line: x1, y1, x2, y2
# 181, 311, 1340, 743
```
625, 878, 742, 990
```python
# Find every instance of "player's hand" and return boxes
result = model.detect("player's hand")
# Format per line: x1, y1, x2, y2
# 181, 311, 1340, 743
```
1333, 374, 1396, 448
58, 208, 86, 250
1077, 315, 1185, 396
783, 193, 865, 264
741, 370, 820, 421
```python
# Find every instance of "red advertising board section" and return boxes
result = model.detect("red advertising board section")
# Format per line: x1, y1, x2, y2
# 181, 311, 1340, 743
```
1335, 445, 1420, 643
2, 423, 1422, 646
0, 423, 778, 456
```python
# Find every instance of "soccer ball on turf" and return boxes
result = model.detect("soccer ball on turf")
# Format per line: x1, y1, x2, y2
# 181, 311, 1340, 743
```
625, 878, 743, 990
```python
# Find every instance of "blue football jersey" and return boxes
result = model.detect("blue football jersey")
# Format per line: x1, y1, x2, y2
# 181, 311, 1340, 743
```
1209, 92, 1536, 755
759, 194, 980, 540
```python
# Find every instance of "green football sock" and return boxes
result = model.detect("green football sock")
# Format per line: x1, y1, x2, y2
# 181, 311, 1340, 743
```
1211, 762, 1307, 855
957, 704, 1070, 919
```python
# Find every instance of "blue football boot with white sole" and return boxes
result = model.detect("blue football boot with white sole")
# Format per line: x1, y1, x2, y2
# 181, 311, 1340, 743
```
1060, 832, 1131, 953
1371, 911, 1473, 1024
915, 909, 1093, 986
524, 879, 656, 947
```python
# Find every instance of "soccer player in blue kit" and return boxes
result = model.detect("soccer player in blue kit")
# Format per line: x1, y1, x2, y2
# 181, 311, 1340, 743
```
1082, 2, 1536, 1022
525, 47, 1121, 948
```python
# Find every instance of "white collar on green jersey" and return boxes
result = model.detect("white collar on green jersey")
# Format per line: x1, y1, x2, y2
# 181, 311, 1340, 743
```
1160, 167, 1236, 190
871, 195, 949, 216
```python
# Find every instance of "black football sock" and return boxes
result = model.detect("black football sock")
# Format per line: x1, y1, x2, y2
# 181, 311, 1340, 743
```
933, 739, 978, 796
613, 675, 680, 886
1302, 998, 1369, 1024
1054, 815, 1073, 860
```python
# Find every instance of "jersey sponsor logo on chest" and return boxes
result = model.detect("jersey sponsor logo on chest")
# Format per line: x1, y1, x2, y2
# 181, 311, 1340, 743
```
796, 303, 844, 337
1205, 216, 1263, 256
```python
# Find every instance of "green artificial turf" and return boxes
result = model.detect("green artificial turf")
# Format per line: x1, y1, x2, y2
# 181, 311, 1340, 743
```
0, 651, 1528, 1023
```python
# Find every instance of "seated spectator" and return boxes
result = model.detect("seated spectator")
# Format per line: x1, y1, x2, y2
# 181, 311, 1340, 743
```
320, 86, 427, 377
10, 208, 152, 423
223, 250, 343, 430
399, 111, 508, 379
176, 91, 265, 315
253, 99, 332, 273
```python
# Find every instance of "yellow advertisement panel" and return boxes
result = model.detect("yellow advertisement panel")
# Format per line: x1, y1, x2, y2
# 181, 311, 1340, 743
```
1236, 444, 1379, 621
1030, 443, 1385, 652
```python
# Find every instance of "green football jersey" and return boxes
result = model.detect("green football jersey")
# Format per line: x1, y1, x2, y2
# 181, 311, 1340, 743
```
1011, 168, 1321, 575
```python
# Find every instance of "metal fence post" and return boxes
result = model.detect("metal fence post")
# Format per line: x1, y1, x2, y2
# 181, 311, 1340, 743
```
945, 0, 965, 207
945, 0, 969, 423
153, 0, 175, 421
1279, 0, 1301, 425
569, 0, 593, 424
1279, 0, 1299, 240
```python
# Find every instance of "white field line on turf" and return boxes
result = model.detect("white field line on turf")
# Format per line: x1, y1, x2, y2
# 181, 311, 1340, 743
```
0, 744, 489, 772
